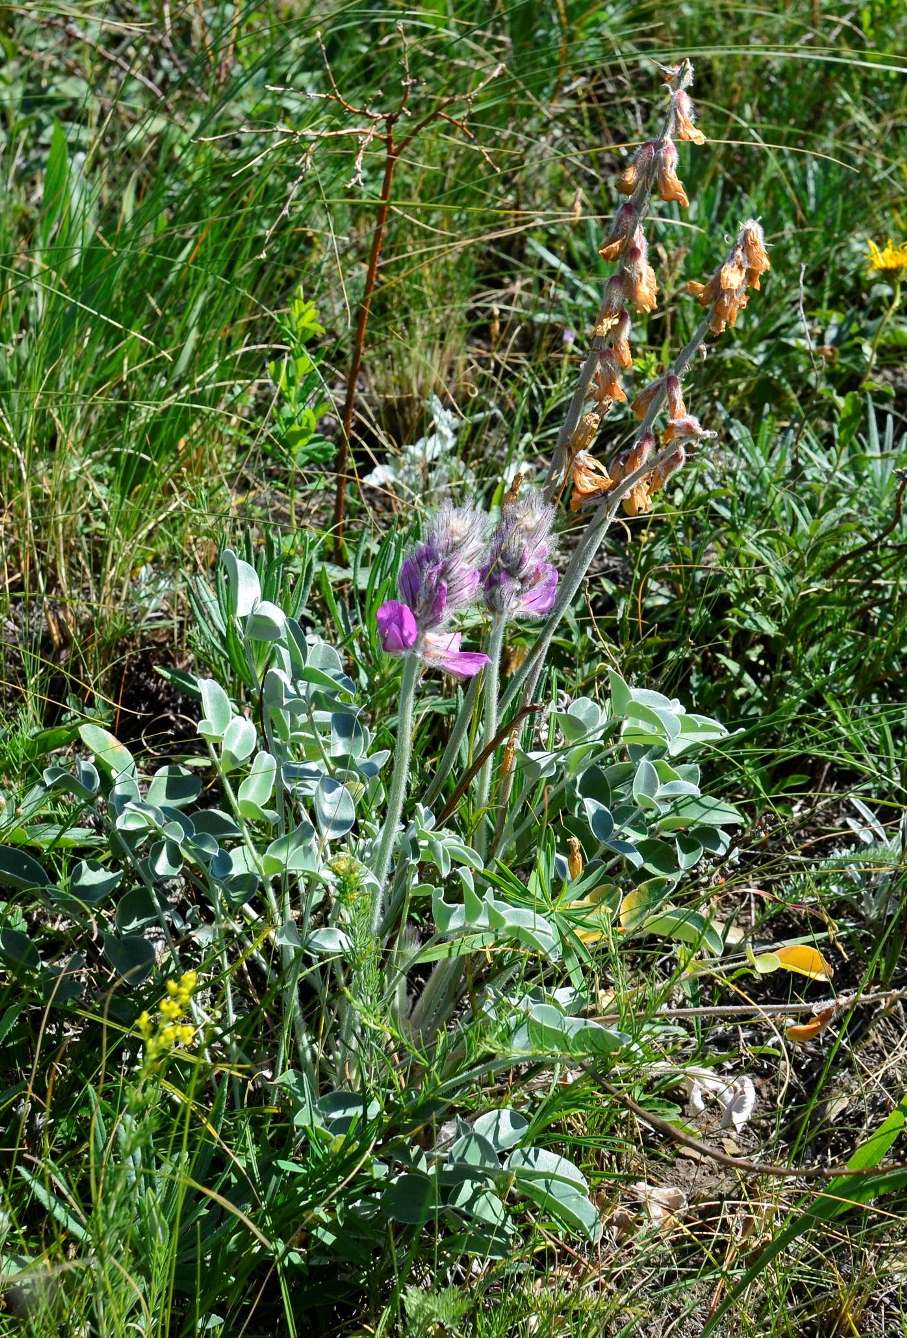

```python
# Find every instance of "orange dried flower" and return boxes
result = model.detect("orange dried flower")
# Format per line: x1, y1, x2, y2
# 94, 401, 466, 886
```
599, 203, 638, 262
567, 836, 584, 880
615, 433, 655, 517
612, 311, 633, 368
569, 411, 602, 453
648, 444, 686, 496
616, 141, 655, 195
741, 220, 770, 281
594, 349, 627, 404
624, 233, 658, 313
673, 89, 705, 145
710, 287, 749, 333
570, 450, 614, 511
631, 377, 663, 422
719, 247, 747, 291
655, 139, 689, 207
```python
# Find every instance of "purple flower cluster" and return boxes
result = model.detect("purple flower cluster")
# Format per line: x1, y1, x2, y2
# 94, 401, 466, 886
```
480, 494, 558, 619
376, 495, 559, 678
377, 505, 491, 679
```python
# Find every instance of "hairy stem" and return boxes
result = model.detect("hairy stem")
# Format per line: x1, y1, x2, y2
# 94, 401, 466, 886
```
370, 652, 420, 925
473, 613, 506, 857
423, 674, 481, 809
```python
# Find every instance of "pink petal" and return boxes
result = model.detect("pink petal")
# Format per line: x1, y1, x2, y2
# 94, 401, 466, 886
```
421, 632, 490, 680
376, 600, 418, 653
519, 563, 559, 616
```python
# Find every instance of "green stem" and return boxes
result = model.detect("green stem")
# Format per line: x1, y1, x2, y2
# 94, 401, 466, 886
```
474, 613, 506, 858
370, 653, 420, 928
423, 675, 481, 809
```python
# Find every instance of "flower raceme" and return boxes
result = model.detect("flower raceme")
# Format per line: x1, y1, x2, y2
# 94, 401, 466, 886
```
376, 494, 560, 676
481, 494, 559, 620
377, 504, 491, 679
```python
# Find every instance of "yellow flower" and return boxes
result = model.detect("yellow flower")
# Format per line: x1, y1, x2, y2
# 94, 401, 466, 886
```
867, 239, 907, 273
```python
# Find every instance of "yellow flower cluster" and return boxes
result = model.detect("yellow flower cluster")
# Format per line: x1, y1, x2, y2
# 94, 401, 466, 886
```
867, 239, 907, 273
137, 971, 197, 1066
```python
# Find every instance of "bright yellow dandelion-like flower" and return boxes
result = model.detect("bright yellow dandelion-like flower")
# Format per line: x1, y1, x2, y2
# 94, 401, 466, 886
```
867, 239, 907, 274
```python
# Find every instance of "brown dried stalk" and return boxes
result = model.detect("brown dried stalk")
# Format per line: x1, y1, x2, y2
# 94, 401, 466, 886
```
328, 40, 503, 552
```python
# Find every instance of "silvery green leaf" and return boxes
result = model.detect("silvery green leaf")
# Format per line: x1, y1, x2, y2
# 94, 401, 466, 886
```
245, 599, 286, 641
314, 777, 355, 840
658, 795, 743, 829
222, 549, 261, 618
380, 1172, 438, 1225
275, 921, 303, 950
197, 678, 232, 740
78, 724, 136, 783
506, 1146, 588, 1194
115, 886, 161, 933
149, 839, 183, 879
69, 860, 121, 903
517, 750, 559, 784
0, 928, 40, 970
315, 1089, 379, 1136
238, 751, 276, 815
281, 762, 323, 795
643, 909, 724, 956
103, 933, 155, 986
221, 716, 257, 771
445, 1130, 500, 1170
42, 760, 99, 800
472, 1108, 529, 1152
263, 822, 317, 876
607, 669, 634, 716
192, 809, 241, 841
146, 765, 202, 808
116, 801, 164, 833
306, 927, 351, 955
109, 778, 140, 815
632, 759, 661, 810
330, 711, 365, 759
0, 847, 51, 890
583, 798, 614, 843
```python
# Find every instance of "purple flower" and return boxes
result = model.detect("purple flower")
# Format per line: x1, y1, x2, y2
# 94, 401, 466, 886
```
420, 632, 490, 680
482, 492, 559, 619
375, 504, 490, 678
377, 600, 418, 653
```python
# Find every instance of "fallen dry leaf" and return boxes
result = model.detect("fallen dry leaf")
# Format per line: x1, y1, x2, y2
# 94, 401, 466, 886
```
785, 1005, 837, 1044
751, 943, 833, 982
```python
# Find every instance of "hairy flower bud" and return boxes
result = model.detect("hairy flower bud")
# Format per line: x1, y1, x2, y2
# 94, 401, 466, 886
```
594, 349, 627, 405
482, 492, 559, 619
672, 89, 705, 144
665, 373, 686, 419
631, 377, 663, 422
616, 141, 656, 195
655, 139, 689, 207
612, 311, 633, 368
648, 444, 686, 496
624, 231, 658, 313
599, 203, 639, 262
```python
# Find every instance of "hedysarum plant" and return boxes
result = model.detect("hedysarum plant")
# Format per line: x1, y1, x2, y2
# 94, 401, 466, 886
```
7, 59, 777, 1259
